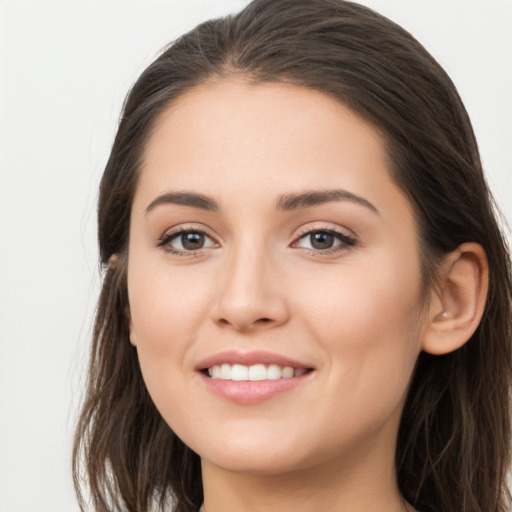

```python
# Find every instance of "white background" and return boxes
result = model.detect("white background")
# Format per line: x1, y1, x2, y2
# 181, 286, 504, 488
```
0, 1, 510, 511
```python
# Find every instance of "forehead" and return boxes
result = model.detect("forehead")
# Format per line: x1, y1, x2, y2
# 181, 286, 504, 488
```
145, 80, 385, 167
135, 80, 411, 225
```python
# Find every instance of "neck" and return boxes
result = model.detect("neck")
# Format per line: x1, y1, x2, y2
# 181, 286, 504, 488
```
201, 437, 413, 512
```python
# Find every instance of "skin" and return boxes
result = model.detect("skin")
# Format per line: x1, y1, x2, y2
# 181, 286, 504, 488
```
127, 80, 436, 511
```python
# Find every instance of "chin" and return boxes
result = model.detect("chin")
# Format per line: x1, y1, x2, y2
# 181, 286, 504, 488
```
203, 451, 310, 476
188, 430, 324, 476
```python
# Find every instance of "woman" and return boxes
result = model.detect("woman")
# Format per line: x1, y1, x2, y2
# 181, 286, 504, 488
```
73, 1, 512, 511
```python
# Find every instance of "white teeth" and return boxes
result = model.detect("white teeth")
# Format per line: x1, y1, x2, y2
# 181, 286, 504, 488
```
282, 366, 294, 378
220, 363, 231, 379
231, 364, 248, 381
248, 364, 267, 381
207, 363, 309, 381
267, 364, 282, 380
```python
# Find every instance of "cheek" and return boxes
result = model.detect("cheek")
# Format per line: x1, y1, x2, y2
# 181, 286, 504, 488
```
127, 258, 214, 408
286, 256, 424, 455
128, 261, 211, 346
296, 249, 424, 391
127, 263, 217, 439
301, 248, 421, 327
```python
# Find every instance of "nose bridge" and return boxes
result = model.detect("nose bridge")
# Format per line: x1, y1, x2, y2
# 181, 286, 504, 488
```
213, 234, 288, 330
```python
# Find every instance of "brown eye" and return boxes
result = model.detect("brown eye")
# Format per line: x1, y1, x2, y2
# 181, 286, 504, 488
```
158, 229, 217, 254
309, 232, 334, 250
294, 229, 356, 254
181, 232, 205, 250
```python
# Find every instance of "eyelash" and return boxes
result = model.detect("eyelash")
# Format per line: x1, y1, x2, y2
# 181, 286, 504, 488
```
157, 226, 357, 256
157, 227, 217, 256
292, 226, 357, 255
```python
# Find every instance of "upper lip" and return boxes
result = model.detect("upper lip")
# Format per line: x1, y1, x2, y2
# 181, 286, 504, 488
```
195, 350, 313, 371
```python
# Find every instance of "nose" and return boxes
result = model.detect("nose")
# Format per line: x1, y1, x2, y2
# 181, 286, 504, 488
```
211, 243, 290, 332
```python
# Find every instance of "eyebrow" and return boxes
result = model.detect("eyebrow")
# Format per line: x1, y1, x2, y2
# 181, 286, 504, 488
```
146, 192, 220, 213
145, 188, 379, 215
275, 189, 379, 214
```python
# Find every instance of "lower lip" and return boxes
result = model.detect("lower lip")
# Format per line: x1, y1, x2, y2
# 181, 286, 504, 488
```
199, 372, 312, 405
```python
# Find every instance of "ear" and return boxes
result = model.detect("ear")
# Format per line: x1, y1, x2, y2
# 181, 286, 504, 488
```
127, 308, 137, 346
422, 243, 489, 355
129, 323, 137, 346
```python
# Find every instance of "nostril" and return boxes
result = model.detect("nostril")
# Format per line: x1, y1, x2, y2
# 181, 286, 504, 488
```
215, 316, 278, 330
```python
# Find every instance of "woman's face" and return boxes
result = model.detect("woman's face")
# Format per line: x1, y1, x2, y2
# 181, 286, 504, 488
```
128, 80, 428, 475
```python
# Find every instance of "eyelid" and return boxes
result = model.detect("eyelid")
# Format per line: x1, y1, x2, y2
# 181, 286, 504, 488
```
157, 222, 217, 241
156, 224, 220, 255
155, 222, 357, 256
291, 224, 358, 254
294, 222, 356, 239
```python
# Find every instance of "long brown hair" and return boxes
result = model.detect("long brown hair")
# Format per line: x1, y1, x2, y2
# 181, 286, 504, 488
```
73, 1, 512, 511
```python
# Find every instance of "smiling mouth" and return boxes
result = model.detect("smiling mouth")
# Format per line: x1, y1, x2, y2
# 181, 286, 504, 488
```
205, 363, 312, 381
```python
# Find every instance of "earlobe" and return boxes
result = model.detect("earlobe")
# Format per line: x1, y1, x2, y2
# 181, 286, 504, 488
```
129, 325, 137, 346
422, 243, 489, 355
127, 310, 137, 346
